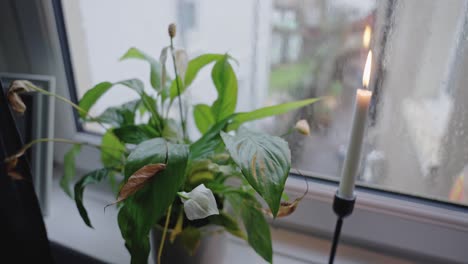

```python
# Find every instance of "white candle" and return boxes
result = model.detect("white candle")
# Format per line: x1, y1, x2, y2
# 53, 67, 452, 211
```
338, 51, 373, 199
338, 89, 372, 199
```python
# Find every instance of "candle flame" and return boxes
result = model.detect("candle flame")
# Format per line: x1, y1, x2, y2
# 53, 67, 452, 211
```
363, 25, 371, 49
362, 50, 372, 88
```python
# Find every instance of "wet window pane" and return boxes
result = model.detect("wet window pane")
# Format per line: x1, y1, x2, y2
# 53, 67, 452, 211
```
62, 0, 468, 206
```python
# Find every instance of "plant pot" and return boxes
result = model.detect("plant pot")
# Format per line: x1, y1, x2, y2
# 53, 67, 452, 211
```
151, 227, 226, 264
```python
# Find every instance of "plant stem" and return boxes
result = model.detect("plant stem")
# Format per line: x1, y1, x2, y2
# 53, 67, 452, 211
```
169, 37, 187, 141
25, 82, 108, 130
5, 137, 127, 163
158, 204, 173, 264
280, 128, 294, 138
177, 192, 190, 200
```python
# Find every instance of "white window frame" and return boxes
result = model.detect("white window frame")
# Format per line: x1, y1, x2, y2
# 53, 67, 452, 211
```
8, 0, 468, 263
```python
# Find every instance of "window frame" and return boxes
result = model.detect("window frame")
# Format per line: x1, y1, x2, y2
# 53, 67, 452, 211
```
16, 0, 468, 262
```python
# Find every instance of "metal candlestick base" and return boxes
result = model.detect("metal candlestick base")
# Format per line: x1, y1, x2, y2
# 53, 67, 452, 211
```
328, 192, 356, 264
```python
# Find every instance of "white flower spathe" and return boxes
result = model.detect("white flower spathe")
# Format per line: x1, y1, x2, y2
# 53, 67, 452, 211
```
179, 184, 219, 220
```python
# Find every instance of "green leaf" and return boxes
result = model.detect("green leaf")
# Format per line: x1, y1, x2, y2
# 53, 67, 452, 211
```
168, 76, 183, 100
117, 79, 145, 94
162, 119, 183, 143
189, 116, 233, 161
101, 130, 126, 168
120, 47, 162, 91
211, 55, 238, 122
179, 226, 202, 255
226, 192, 272, 263
227, 98, 321, 131
141, 92, 162, 131
114, 124, 158, 144
169, 54, 224, 100
96, 99, 141, 127
221, 128, 291, 217
185, 54, 223, 87
193, 104, 215, 134
208, 212, 246, 240
79, 79, 144, 119
74, 168, 112, 228
79, 82, 113, 118
60, 144, 82, 198
118, 138, 189, 263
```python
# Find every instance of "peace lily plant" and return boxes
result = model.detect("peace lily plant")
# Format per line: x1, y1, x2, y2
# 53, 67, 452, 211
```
5, 24, 318, 263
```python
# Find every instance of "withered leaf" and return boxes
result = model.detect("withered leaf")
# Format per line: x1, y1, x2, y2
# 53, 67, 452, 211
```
8, 171, 24, 181
262, 175, 308, 218
5, 156, 19, 172
7, 80, 36, 114
109, 163, 166, 206
262, 197, 303, 218
8, 92, 27, 113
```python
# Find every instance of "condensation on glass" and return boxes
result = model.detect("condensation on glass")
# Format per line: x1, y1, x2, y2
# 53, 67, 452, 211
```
62, 0, 468, 206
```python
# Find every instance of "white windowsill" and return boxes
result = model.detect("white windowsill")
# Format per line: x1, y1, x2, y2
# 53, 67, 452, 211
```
45, 165, 425, 264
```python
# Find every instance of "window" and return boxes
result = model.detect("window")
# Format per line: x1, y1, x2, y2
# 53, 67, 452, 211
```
61, 0, 468, 208
2, 0, 466, 262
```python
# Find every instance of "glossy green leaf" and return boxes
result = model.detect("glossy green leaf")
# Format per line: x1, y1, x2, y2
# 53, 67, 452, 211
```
120, 47, 161, 91
117, 79, 145, 94
169, 54, 224, 100
60, 144, 82, 198
96, 99, 141, 126
226, 192, 272, 263
101, 130, 126, 168
179, 226, 202, 255
79, 79, 144, 119
162, 119, 183, 143
208, 212, 246, 240
168, 76, 182, 100
185, 54, 223, 87
211, 55, 238, 122
79, 82, 113, 118
74, 168, 112, 228
193, 104, 215, 134
113, 124, 158, 144
227, 98, 321, 131
118, 138, 189, 263
141, 92, 162, 132
221, 128, 291, 217
189, 116, 233, 161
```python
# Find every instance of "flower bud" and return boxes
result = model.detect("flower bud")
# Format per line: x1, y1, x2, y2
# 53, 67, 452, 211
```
295, 119, 310, 136
168, 23, 176, 38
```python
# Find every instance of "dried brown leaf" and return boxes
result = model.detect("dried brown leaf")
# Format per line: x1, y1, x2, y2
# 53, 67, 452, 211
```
7, 92, 27, 113
262, 197, 303, 218
7, 80, 36, 114
8, 171, 24, 181
5, 156, 19, 172
263, 169, 309, 218
108, 163, 166, 207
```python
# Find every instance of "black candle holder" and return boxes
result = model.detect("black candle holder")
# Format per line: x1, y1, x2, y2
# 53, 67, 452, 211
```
328, 192, 356, 264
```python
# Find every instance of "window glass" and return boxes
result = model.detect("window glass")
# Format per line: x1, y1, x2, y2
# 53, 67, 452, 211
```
61, 0, 468, 206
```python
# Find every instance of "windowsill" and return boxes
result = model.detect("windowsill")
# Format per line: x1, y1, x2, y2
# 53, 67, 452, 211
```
46, 165, 419, 264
